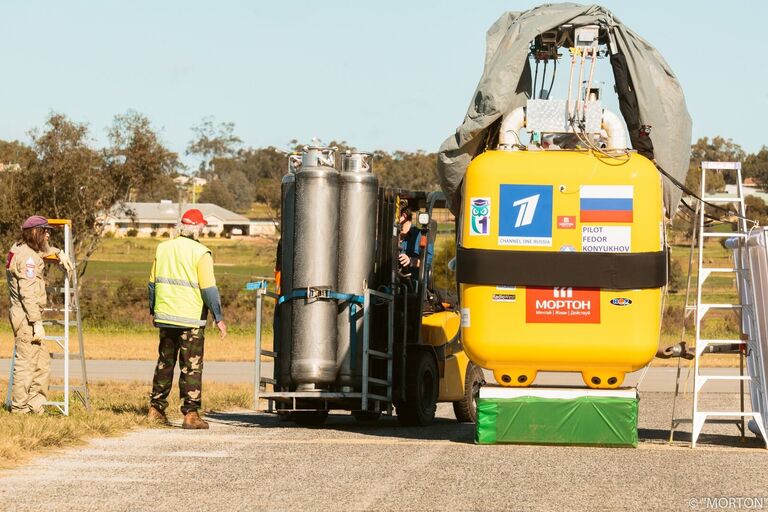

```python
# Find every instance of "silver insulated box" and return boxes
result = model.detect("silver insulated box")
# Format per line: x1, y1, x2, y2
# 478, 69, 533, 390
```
336, 152, 378, 388
291, 147, 340, 389
277, 153, 301, 390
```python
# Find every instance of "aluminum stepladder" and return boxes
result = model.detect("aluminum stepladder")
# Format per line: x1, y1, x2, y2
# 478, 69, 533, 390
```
669, 161, 767, 447
5, 219, 90, 415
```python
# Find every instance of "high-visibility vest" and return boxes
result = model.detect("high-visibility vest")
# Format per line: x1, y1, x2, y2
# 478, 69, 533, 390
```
153, 236, 211, 328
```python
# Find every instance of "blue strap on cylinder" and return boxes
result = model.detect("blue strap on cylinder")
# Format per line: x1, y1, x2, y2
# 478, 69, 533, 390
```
279, 287, 365, 371
278, 287, 364, 305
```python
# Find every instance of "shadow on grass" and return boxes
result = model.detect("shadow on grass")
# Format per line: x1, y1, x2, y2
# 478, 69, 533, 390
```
106, 403, 149, 415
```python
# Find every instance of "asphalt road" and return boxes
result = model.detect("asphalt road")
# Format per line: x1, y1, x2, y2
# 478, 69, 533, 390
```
2, 359, 765, 511
1, 393, 766, 512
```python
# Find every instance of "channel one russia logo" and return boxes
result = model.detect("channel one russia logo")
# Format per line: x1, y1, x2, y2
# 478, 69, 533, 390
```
470, 197, 490, 235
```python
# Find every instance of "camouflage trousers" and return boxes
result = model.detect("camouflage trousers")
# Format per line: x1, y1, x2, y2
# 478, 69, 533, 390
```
150, 327, 205, 414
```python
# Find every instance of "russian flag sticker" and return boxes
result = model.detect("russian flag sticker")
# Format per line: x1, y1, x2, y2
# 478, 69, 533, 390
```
579, 185, 633, 223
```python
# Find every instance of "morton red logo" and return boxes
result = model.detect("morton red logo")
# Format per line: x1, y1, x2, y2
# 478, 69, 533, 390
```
557, 216, 576, 229
525, 286, 600, 324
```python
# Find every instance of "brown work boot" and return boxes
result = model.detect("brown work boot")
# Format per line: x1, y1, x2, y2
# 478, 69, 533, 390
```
182, 411, 209, 430
147, 405, 169, 425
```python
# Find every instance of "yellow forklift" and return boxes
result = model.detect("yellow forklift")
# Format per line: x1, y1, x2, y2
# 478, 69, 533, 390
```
253, 187, 483, 426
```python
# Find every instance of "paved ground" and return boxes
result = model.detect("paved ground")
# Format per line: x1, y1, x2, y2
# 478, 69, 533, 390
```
1, 392, 766, 512
2, 360, 765, 510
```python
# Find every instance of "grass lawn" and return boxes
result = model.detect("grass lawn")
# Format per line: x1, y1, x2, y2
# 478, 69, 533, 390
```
0, 378, 253, 470
90, 237, 277, 267
0, 328, 272, 361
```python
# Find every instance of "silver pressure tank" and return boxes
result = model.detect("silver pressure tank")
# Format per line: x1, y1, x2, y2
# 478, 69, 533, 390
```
336, 152, 378, 388
277, 153, 301, 390
291, 146, 340, 389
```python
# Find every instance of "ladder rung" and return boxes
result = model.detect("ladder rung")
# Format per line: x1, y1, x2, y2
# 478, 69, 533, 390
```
367, 350, 392, 359
699, 303, 741, 309
698, 339, 745, 345
700, 267, 734, 273
46, 287, 75, 294
697, 411, 758, 417
702, 232, 747, 238
366, 377, 391, 386
701, 162, 740, 170
45, 336, 65, 341
698, 375, 751, 382
260, 350, 276, 358
260, 377, 276, 385
702, 197, 741, 203
50, 353, 82, 360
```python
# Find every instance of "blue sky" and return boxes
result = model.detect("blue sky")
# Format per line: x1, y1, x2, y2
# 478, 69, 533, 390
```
1, 1, 766, 169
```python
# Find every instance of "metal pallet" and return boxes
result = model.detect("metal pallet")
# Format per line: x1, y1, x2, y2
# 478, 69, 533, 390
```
5, 220, 90, 415
249, 281, 394, 414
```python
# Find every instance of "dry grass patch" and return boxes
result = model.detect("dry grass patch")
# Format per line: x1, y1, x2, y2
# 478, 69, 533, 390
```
0, 378, 251, 470
0, 330, 272, 361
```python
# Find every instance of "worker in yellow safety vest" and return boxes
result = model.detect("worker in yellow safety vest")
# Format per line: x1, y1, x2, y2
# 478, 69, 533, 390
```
147, 208, 227, 429
5, 215, 73, 414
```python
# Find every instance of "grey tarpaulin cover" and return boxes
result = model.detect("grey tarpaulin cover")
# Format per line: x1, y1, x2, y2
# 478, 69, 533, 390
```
437, 3, 692, 217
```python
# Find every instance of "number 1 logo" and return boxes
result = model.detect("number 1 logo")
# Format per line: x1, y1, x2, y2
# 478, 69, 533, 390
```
512, 194, 540, 228
470, 198, 490, 235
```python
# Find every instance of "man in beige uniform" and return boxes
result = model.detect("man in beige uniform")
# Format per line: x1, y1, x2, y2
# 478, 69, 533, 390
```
5, 216, 73, 414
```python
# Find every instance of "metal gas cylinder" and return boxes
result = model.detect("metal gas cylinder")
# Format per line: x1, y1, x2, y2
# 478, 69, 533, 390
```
291, 146, 340, 389
277, 152, 301, 390
336, 152, 378, 388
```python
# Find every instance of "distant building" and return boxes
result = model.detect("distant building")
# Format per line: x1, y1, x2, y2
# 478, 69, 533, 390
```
102, 201, 276, 237
724, 183, 768, 203
173, 176, 208, 188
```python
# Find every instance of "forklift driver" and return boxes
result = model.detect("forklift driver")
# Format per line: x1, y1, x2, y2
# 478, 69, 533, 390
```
398, 201, 433, 289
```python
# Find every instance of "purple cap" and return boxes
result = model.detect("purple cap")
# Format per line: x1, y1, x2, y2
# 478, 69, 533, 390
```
22, 215, 50, 230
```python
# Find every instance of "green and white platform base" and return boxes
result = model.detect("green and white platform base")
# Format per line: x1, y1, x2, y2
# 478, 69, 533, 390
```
476, 387, 639, 447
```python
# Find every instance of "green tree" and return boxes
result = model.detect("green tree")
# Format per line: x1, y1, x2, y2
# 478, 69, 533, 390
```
187, 117, 242, 175
1, 113, 175, 276
0, 140, 37, 238
221, 169, 254, 211
373, 150, 439, 191
106, 111, 181, 201
135, 173, 181, 202
745, 195, 768, 226
744, 146, 768, 187
684, 137, 745, 193
21, 114, 110, 272
198, 179, 236, 211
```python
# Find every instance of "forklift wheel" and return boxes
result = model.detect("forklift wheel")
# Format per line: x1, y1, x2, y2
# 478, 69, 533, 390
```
289, 411, 329, 426
453, 362, 485, 423
396, 351, 439, 426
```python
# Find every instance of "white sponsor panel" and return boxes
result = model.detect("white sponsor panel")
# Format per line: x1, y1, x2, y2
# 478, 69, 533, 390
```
581, 226, 631, 253
461, 308, 471, 328
580, 185, 633, 199
499, 236, 552, 246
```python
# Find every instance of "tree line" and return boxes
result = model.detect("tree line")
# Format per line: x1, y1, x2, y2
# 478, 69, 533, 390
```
1, 111, 768, 272
0, 112, 441, 272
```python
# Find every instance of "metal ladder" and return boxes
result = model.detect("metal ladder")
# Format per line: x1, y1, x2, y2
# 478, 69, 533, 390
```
670, 161, 767, 447
5, 220, 90, 415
